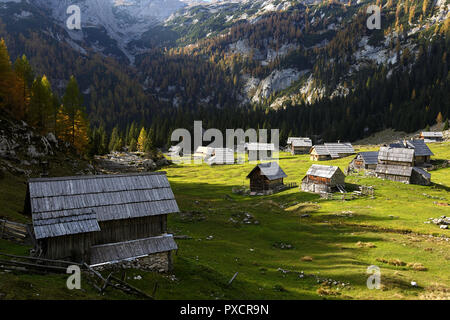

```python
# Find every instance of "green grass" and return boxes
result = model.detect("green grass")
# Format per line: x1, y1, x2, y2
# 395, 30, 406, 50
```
0, 142, 449, 300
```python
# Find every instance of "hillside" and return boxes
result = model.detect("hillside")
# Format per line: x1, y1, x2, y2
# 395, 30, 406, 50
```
0, 0, 447, 146
1, 140, 449, 299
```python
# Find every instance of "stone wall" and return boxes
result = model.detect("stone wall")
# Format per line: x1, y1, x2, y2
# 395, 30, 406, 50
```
94, 251, 173, 273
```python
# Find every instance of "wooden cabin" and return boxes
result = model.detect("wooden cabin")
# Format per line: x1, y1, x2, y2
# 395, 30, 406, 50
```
349, 152, 379, 171
206, 148, 235, 165
420, 132, 443, 143
375, 147, 431, 185
310, 143, 355, 161
288, 138, 312, 155
25, 173, 179, 271
246, 162, 287, 192
301, 165, 346, 194
245, 143, 275, 161
389, 140, 433, 166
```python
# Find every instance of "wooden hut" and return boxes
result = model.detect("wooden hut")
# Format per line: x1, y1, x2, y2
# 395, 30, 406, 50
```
375, 147, 431, 185
310, 143, 355, 161
301, 165, 346, 194
246, 162, 287, 192
420, 132, 443, 143
288, 138, 312, 155
25, 173, 179, 271
349, 151, 379, 171
389, 140, 433, 166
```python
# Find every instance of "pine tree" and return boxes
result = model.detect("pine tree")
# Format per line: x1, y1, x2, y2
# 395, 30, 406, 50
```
144, 129, 154, 153
129, 138, 137, 152
13, 55, 34, 119
63, 76, 84, 145
29, 75, 53, 133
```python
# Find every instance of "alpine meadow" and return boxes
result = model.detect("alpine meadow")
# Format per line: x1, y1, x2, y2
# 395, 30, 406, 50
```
0, 0, 449, 307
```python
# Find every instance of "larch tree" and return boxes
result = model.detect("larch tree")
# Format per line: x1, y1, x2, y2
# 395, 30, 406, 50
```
0, 38, 16, 114
137, 127, 147, 152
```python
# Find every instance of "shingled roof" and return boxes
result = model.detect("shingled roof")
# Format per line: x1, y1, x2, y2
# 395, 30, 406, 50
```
421, 132, 443, 138
358, 151, 379, 165
406, 140, 434, 157
311, 143, 355, 158
26, 173, 180, 232
292, 138, 312, 148
32, 210, 100, 240
247, 162, 287, 181
378, 147, 414, 163
288, 137, 312, 147
375, 164, 413, 177
90, 234, 178, 266
306, 165, 343, 179
312, 145, 330, 155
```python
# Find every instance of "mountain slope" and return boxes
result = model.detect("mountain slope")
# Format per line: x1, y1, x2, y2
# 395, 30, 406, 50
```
0, 0, 448, 146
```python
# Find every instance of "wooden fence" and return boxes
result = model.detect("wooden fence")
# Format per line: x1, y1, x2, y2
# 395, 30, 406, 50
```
0, 219, 29, 242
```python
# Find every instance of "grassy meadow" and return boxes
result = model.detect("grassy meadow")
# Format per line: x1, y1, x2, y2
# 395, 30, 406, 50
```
0, 142, 449, 300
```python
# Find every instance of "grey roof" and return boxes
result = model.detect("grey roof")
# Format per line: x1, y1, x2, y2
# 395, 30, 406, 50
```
378, 147, 414, 163
358, 152, 379, 165
288, 137, 312, 146
375, 164, 413, 177
389, 142, 404, 148
324, 143, 355, 158
33, 210, 100, 240
247, 162, 287, 180
27, 173, 179, 226
312, 145, 330, 156
412, 167, 431, 180
406, 140, 434, 157
312, 143, 355, 157
421, 132, 443, 138
90, 234, 178, 266
306, 165, 342, 178
292, 138, 312, 147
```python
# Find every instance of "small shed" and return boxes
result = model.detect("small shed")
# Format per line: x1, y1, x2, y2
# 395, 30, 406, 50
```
246, 162, 287, 192
349, 151, 379, 171
390, 140, 434, 166
206, 148, 235, 165
25, 173, 179, 270
289, 138, 312, 155
420, 132, 443, 143
301, 165, 346, 194
310, 143, 355, 161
